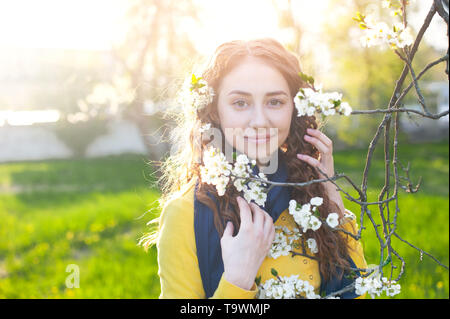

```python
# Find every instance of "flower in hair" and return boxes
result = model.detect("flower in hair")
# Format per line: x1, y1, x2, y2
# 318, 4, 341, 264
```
177, 73, 215, 111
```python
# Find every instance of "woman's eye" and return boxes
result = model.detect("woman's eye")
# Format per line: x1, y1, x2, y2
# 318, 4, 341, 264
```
233, 100, 248, 108
269, 99, 284, 106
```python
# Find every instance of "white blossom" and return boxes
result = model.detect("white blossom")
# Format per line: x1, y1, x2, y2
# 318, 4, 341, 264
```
177, 74, 215, 112
306, 238, 319, 254
339, 101, 352, 116
294, 87, 352, 118
310, 197, 323, 206
288, 199, 324, 233
309, 216, 322, 231
358, 14, 414, 50
268, 226, 302, 259
385, 282, 401, 297
326, 213, 340, 228
354, 274, 402, 298
289, 199, 298, 212
257, 274, 320, 299
200, 146, 269, 206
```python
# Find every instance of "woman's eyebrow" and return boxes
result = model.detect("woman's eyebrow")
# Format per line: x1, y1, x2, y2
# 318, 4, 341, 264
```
227, 90, 288, 97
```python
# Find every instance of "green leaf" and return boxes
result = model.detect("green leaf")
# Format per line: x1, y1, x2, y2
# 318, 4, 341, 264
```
313, 206, 320, 217
298, 71, 308, 82
271, 268, 278, 277
298, 72, 315, 86
232, 152, 237, 161
255, 276, 261, 286
333, 99, 341, 107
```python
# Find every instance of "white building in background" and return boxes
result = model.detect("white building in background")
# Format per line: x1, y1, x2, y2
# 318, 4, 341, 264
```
0, 122, 73, 162
84, 118, 148, 157
0, 116, 149, 163
0, 47, 153, 163
400, 81, 449, 142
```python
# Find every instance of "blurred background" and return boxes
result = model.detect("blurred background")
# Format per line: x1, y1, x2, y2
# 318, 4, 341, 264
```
0, 0, 448, 298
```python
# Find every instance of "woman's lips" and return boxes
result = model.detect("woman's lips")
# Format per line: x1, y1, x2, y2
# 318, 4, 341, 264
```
244, 136, 272, 144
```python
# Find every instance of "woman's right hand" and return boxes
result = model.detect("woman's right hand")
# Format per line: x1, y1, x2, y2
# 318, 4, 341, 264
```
220, 196, 275, 291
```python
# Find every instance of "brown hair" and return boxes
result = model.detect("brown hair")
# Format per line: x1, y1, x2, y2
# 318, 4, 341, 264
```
142, 38, 350, 281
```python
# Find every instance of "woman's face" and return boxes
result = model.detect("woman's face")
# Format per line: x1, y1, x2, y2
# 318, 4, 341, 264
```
216, 56, 294, 166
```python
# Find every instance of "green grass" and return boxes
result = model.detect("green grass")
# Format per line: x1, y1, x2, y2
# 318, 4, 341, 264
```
0, 140, 448, 299
0, 154, 161, 298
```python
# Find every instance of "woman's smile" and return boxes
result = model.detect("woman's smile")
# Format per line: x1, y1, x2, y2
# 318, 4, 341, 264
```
244, 134, 273, 144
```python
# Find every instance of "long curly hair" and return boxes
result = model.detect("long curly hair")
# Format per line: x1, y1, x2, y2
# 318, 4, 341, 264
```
142, 38, 350, 281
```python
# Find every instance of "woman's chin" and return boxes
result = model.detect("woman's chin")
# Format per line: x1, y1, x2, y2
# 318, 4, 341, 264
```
244, 142, 278, 159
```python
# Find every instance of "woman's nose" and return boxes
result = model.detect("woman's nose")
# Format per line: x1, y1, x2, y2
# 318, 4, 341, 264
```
248, 105, 270, 129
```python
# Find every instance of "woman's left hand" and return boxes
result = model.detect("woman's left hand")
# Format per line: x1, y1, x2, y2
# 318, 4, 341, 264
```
296, 128, 345, 217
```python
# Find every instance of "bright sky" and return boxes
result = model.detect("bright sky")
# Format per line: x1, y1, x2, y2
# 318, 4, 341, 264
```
0, 0, 445, 52
0, 0, 330, 52
193, 0, 330, 55
0, 0, 128, 50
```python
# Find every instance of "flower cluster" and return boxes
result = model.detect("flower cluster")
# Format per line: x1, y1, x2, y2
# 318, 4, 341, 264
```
360, 21, 413, 49
355, 275, 401, 298
257, 274, 321, 299
267, 226, 301, 259
177, 74, 215, 112
354, 7, 414, 50
200, 145, 268, 205
294, 86, 352, 118
288, 197, 323, 233
200, 146, 232, 196
288, 197, 341, 233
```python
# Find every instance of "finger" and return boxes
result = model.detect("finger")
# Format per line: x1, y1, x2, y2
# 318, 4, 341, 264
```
306, 128, 333, 148
222, 221, 234, 238
303, 134, 330, 155
297, 153, 321, 167
263, 211, 274, 237
236, 196, 252, 229
266, 222, 275, 249
250, 202, 264, 230
296, 154, 327, 176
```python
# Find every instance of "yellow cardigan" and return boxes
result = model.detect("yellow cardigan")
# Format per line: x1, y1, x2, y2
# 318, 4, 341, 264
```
156, 179, 368, 299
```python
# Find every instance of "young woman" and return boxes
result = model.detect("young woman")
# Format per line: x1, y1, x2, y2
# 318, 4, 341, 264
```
141, 38, 367, 299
